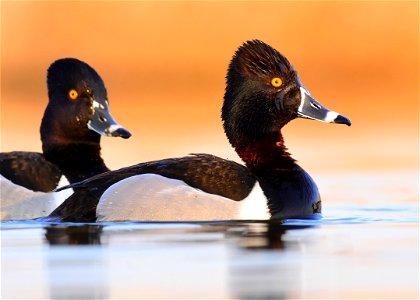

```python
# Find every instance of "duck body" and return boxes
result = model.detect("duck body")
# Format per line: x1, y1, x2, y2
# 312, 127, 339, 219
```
97, 174, 243, 221
46, 153, 258, 222
47, 40, 350, 222
0, 58, 131, 220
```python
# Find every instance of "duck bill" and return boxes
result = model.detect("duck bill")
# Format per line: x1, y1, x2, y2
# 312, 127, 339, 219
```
297, 87, 351, 126
87, 100, 132, 139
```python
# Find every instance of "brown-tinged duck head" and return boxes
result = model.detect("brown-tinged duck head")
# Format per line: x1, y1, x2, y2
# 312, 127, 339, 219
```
222, 39, 351, 150
42, 58, 131, 147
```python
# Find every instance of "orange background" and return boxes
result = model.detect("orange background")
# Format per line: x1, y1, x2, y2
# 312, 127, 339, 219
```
1, 1, 418, 174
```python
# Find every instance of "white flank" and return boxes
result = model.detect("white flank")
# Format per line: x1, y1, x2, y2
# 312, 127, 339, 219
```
238, 182, 270, 220
0, 175, 73, 220
96, 174, 270, 222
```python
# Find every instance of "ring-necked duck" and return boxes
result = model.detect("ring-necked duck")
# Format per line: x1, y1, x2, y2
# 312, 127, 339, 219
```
47, 40, 350, 222
0, 58, 131, 220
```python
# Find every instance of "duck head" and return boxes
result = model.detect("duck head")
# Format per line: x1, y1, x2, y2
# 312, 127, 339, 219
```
222, 40, 350, 149
42, 58, 131, 145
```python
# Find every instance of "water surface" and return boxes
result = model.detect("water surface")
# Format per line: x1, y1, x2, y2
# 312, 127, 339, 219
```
1, 172, 419, 299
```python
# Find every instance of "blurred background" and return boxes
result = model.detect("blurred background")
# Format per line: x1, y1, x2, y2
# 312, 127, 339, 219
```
2, 4, 418, 299
1, 2, 418, 181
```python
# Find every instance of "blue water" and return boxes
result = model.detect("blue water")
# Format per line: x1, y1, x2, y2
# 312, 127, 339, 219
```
2, 203, 417, 228
1, 171, 419, 299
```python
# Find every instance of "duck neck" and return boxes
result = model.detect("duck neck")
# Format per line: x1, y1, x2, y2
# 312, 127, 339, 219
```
235, 131, 321, 218
235, 131, 296, 172
40, 105, 109, 184
42, 142, 109, 184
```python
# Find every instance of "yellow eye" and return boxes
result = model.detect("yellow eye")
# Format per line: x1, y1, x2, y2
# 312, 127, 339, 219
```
271, 77, 283, 88
68, 89, 78, 100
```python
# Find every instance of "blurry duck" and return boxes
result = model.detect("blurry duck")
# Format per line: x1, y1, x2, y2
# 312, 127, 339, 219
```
0, 58, 131, 220
47, 40, 350, 222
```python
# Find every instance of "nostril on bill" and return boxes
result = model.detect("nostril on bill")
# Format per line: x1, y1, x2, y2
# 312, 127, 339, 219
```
310, 101, 321, 110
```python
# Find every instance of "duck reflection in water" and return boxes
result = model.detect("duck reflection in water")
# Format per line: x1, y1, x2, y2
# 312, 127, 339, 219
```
230, 223, 314, 299
45, 225, 103, 245
234, 222, 314, 250
43, 225, 108, 299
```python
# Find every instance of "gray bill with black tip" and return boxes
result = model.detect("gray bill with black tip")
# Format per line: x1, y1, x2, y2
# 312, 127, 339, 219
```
297, 87, 351, 126
87, 100, 132, 139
